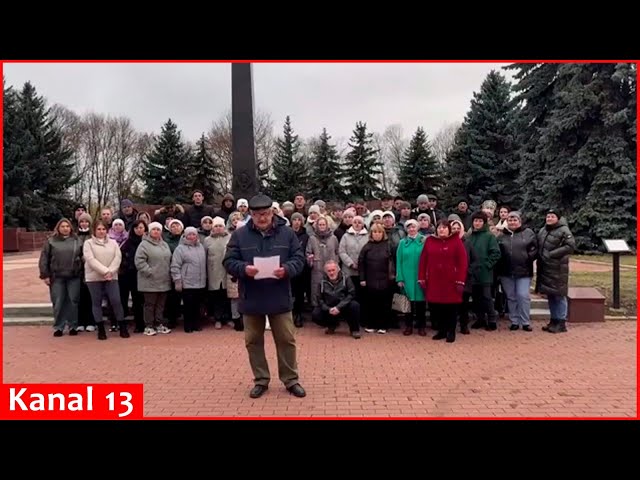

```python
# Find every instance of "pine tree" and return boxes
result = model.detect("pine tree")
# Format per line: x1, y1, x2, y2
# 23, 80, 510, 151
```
191, 133, 222, 202
142, 119, 194, 204
534, 63, 637, 250
505, 63, 562, 227
397, 127, 442, 202
442, 70, 521, 211
270, 116, 309, 201
343, 121, 382, 199
3, 81, 78, 230
308, 128, 343, 201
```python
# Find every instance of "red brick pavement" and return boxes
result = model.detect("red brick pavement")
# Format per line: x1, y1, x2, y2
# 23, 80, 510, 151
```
3, 251, 49, 304
3, 320, 636, 418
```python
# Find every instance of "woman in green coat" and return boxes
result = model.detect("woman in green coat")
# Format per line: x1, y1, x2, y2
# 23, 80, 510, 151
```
396, 219, 427, 336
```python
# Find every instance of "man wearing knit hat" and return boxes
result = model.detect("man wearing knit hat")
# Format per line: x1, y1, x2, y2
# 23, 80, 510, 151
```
223, 193, 307, 399
116, 199, 139, 231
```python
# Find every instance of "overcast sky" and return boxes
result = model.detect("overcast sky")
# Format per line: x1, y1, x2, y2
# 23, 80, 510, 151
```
3, 62, 512, 142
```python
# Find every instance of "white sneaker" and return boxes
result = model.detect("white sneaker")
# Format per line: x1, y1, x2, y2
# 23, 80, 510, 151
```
364, 328, 375, 333
85, 325, 95, 332
377, 329, 387, 334
144, 327, 156, 336
156, 325, 171, 334
265, 316, 271, 330
76, 326, 85, 332
214, 321, 222, 330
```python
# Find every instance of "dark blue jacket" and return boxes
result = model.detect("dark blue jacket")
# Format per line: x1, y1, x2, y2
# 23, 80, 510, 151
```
223, 215, 305, 315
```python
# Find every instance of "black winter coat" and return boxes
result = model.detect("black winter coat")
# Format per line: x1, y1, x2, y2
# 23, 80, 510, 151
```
535, 218, 576, 296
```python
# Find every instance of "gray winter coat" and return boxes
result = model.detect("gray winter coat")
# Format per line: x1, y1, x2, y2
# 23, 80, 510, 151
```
134, 234, 172, 293
535, 218, 576, 297
170, 236, 207, 290
338, 227, 369, 277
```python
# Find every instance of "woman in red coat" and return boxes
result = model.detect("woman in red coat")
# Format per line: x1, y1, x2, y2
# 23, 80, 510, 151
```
418, 219, 468, 343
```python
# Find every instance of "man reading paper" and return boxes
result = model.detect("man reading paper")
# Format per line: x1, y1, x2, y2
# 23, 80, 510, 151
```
223, 193, 307, 398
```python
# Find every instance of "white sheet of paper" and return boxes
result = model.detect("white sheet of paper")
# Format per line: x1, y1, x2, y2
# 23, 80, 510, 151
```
253, 256, 280, 280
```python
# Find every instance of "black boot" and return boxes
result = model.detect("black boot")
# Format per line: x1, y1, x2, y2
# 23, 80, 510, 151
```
459, 317, 470, 335
294, 313, 303, 328
234, 315, 244, 331
446, 317, 456, 343
97, 322, 107, 340
119, 321, 130, 338
548, 319, 567, 333
542, 318, 557, 332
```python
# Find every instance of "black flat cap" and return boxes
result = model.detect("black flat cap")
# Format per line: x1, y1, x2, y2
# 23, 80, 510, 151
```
249, 193, 273, 210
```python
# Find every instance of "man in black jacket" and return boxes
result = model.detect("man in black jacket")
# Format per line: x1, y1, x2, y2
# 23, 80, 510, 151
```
311, 260, 361, 339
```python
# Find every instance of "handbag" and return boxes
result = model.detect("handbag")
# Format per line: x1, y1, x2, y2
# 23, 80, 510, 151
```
392, 290, 411, 313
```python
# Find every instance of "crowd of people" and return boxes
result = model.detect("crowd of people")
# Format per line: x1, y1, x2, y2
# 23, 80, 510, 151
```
38, 190, 576, 343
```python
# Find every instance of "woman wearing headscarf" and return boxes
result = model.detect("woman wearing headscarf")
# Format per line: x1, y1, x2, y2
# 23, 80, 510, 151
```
76, 212, 95, 332
171, 226, 207, 333
396, 219, 426, 336
204, 216, 233, 329
450, 218, 476, 335
135, 222, 173, 336
338, 214, 369, 306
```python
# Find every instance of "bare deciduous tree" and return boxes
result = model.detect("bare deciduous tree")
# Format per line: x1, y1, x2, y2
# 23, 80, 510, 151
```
207, 109, 275, 193
432, 121, 461, 164
51, 104, 89, 202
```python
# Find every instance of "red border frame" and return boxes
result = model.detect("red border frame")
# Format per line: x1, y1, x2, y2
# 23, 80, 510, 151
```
1, 59, 637, 421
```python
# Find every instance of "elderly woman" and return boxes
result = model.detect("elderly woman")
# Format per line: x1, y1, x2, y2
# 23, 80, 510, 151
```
339, 214, 369, 305
204, 216, 233, 329
417, 213, 434, 237
135, 222, 173, 336
396, 219, 426, 336
171, 226, 207, 333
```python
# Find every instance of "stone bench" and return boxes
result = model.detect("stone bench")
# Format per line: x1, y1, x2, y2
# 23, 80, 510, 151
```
567, 287, 606, 323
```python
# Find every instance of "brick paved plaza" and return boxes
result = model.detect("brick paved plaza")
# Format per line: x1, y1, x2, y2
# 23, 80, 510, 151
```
3, 319, 636, 418
3, 251, 637, 418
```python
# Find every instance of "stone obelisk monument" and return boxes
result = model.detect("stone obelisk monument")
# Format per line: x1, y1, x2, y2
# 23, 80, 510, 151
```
231, 63, 258, 200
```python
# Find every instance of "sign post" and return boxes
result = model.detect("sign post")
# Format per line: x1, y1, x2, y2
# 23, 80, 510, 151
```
602, 239, 631, 310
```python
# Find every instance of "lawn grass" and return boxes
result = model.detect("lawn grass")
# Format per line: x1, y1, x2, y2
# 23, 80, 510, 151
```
573, 254, 637, 266
531, 268, 636, 316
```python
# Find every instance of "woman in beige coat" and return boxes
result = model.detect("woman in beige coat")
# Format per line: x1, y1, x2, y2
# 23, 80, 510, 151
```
204, 216, 234, 329
82, 220, 127, 340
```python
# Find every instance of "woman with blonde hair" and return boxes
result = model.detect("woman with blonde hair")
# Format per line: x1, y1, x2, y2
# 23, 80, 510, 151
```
306, 216, 339, 307
38, 218, 84, 337
357, 223, 393, 334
